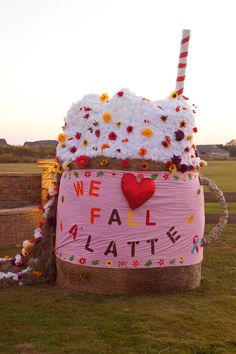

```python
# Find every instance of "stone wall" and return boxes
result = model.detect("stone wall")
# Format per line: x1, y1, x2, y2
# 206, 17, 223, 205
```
0, 206, 42, 247
0, 173, 41, 209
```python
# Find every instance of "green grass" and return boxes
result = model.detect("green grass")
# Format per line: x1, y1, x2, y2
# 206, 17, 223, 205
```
0, 225, 236, 353
0, 163, 40, 173
202, 160, 236, 192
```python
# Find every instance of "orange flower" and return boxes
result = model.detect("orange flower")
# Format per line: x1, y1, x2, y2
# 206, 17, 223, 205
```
58, 133, 67, 142
187, 135, 193, 141
139, 147, 147, 157
141, 128, 153, 138
102, 112, 112, 123
100, 93, 109, 102
101, 143, 110, 150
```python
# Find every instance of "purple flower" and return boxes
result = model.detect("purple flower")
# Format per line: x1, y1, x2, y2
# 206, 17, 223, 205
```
175, 130, 185, 141
180, 164, 188, 173
171, 155, 182, 165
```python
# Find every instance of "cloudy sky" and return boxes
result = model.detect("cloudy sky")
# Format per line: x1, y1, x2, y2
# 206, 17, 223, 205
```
0, 0, 235, 145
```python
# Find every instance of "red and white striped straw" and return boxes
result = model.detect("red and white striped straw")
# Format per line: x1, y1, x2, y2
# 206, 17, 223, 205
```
175, 29, 191, 97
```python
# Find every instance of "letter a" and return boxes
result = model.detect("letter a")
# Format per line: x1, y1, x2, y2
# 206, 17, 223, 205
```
104, 241, 118, 257
108, 209, 121, 225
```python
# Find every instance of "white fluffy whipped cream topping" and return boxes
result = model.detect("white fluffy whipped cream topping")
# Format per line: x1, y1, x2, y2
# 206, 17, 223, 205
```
57, 88, 200, 167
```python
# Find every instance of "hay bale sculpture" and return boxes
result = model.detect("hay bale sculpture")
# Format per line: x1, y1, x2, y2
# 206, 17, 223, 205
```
0, 30, 228, 293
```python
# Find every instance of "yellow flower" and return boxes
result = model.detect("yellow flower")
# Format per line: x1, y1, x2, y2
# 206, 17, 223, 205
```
82, 139, 89, 147
169, 164, 177, 173
179, 256, 185, 264
116, 121, 122, 127
58, 133, 67, 142
103, 112, 112, 123
61, 142, 66, 148
100, 93, 109, 102
169, 90, 178, 100
141, 128, 153, 138
99, 158, 108, 166
107, 260, 113, 266
187, 135, 193, 141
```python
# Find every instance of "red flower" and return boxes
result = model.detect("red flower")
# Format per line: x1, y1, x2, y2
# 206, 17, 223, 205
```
95, 129, 100, 137
120, 159, 130, 168
83, 113, 89, 119
193, 127, 198, 133
126, 126, 133, 133
118, 261, 127, 267
79, 257, 87, 265
108, 131, 117, 141
84, 171, 92, 177
163, 173, 169, 180
70, 146, 77, 153
132, 260, 140, 268
75, 132, 81, 139
189, 165, 195, 171
184, 147, 190, 152
158, 259, 165, 266
116, 148, 121, 153
180, 120, 187, 128
75, 155, 90, 167
117, 91, 124, 97
162, 136, 171, 148
175, 106, 181, 112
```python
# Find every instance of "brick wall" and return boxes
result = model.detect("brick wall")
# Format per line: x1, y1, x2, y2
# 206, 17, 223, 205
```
0, 173, 41, 209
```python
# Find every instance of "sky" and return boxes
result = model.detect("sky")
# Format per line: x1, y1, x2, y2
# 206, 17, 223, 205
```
0, 0, 235, 146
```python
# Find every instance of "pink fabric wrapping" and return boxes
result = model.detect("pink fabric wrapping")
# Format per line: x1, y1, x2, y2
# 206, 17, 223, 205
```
55, 169, 204, 268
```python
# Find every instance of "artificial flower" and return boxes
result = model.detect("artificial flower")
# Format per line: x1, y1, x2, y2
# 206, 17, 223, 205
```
126, 125, 133, 133
122, 138, 128, 143
141, 128, 153, 138
175, 130, 185, 141
83, 113, 89, 119
75, 132, 81, 139
95, 129, 100, 137
79, 257, 87, 265
132, 260, 140, 267
158, 259, 165, 266
184, 147, 190, 152
139, 147, 147, 157
180, 164, 188, 173
171, 155, 182, 165
116, 122, 122, 127
100, 93, 109, 102
107, 260, 113, 266
101, 143, 110, 150
162, 136, 171, 148
82, 139, 89, 147
199, 160, 207, 169
175, 106, 181, 112
180, 120, 187, 128
193, 127, 198, 133
117, 91, 124, 97
120, 159, 130, 168
70, 146, 77, 153
60, 142, 66, 148
169, 91, 178, 100
187, 135, 193, 141
160, 115, 168, 122
169, 164, 177, 173
179, 256, 185, 264
99, 158, 108, 166
58, 133, 67, 142
102, 112, 112, 123
108, 131, 117, 140
75, 155, 90, 167
142, 161, 150, 170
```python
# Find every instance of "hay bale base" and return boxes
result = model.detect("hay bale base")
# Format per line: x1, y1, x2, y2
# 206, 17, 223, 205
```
56, 257, 202, 294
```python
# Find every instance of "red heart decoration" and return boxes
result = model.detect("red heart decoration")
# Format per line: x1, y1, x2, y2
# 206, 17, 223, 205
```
121, 173, 156, 209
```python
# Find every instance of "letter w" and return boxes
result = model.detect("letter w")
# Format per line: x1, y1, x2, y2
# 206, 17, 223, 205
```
73, 181, 84, 197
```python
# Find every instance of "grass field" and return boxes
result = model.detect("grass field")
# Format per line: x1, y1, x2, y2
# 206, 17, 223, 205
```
0, 161, 236, 353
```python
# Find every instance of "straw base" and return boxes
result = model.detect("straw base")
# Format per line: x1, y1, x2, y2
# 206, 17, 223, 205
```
56, 257, 201, 294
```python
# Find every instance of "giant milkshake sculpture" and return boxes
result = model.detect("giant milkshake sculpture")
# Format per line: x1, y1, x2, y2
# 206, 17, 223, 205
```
0, 30, 228, 291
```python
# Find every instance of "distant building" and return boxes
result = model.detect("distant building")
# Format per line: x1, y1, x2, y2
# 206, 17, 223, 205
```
197, 145, 230, 159
226, 139, 236, 146
0, 139, 8, 146
24, 140, 57, 148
